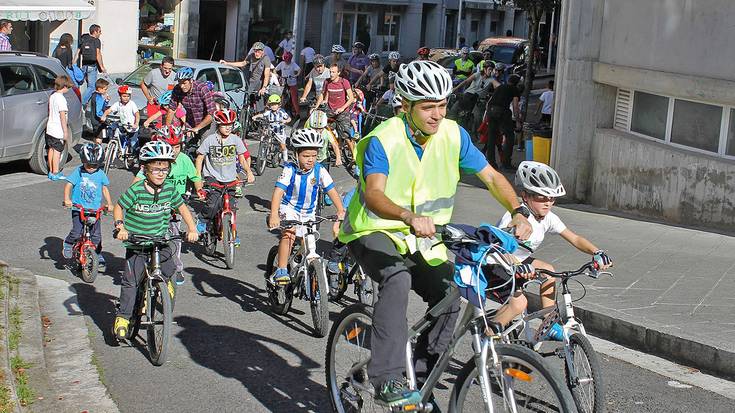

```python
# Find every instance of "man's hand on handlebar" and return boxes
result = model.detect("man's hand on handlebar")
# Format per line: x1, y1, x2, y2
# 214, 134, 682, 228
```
402, 212, 435, 238
512, 263, 535, 280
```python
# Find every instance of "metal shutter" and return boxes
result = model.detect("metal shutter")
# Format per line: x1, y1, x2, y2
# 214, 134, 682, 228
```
614, 88, 632, 131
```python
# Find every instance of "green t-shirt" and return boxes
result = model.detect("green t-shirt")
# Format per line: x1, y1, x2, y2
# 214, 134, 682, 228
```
136, 152, 201, 196
118, 179, 183, 248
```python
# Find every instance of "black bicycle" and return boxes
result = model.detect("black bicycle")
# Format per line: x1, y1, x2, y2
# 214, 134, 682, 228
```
116, 233, 183, 366
240, 91, 261, 140
254, 118, 283, 176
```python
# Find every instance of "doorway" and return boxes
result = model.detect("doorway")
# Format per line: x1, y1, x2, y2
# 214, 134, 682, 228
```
198, 0, 227, 60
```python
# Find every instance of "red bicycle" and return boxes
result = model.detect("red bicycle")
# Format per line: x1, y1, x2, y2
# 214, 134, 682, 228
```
200, 180, 240, 269
65, 204, 107, 283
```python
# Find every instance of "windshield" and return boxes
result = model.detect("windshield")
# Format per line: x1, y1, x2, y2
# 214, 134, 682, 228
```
488, 46, 516, 64
122, 63, 183, 87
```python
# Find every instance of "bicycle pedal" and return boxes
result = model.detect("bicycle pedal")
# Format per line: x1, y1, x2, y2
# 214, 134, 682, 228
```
390, 402, 431, 412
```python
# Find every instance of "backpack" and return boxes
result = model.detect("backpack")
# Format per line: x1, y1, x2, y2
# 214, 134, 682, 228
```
79, 34, 97, 63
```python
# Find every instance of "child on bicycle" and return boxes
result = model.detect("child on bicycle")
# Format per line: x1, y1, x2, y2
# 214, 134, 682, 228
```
143, 91, 186, 129
252, 94, 291, 164
348, 88, 366, 140
306, 110, 342, 169
101, 85, 141, 153
489, 161, 613, 334
194, 109, 255, 241
112, 141, 199, 340
89, 78, 110, 144
267, 129, 345, 284
62, 143, 113, 266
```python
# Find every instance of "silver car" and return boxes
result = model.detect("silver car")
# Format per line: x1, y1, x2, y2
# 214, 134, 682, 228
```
108, 59, 248, 120
0, 51, 83, 174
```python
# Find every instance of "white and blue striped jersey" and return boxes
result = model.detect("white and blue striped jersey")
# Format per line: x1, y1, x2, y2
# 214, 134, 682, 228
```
264, 109, 289, 138
276, 162, 335, 215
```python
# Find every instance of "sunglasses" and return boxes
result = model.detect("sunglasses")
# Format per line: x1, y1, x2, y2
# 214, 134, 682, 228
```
531, 194, 556, 203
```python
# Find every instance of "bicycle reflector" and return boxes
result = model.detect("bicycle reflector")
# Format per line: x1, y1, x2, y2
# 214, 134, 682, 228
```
504, 368, 533, 382
346, 326, 363, 341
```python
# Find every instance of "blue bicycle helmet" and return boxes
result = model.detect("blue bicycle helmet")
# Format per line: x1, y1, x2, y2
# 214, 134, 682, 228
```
175, 67, 194, 81
157, 90, 173, 105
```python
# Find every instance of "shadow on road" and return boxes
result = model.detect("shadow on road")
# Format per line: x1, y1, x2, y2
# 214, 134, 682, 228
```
175, 315, 330, 412
245, 193, 271, 213
72, 282, 119, 347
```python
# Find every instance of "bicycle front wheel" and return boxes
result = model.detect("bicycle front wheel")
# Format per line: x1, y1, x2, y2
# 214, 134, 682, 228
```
325, 304, 386, 413
309, 260, 330, 338
222, 213, 236, 269
450, 343, 576, 413
147, 280, 173, 366
564, 333, 604, 413
79, 245, 99, 283
255, 138, 268, 176
103, 141, 118, 174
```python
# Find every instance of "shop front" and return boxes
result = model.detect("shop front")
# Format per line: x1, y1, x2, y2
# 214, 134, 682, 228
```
137, 0, 180, 63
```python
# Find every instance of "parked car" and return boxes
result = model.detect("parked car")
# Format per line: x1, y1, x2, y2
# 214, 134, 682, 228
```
103, 59, 248, 123
478, 37, 534, 80
0, 51, 83, 174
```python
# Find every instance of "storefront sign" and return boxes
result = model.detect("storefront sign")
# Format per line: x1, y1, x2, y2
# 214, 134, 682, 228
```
1, 10, 93, 21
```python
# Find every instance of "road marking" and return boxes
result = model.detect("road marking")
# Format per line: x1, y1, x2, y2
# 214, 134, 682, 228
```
588, 334, 735, 400
0, 172, 51, 190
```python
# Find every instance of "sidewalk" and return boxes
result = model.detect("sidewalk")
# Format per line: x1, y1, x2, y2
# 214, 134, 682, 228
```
454, 179, 735, 381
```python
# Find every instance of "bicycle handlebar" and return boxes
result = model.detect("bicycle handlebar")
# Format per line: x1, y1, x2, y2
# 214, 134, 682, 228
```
62, 203, 109, 215
276, 215, 339, 231
122, 233, 185, 246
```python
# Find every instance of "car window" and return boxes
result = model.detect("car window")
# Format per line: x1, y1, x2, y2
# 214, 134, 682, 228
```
0, 65, 39, 97
122, 63, 183, 87
219, 67, 243, 91
196, 68, 220, 91
33, 65, 58, 90
489, 46, 516, 64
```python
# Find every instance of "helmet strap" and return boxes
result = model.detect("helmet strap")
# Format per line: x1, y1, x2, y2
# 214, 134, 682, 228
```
405, 103, 432, 139
144, 177, 163, 204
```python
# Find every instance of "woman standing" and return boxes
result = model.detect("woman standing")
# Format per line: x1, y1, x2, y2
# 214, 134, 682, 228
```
53, 33, 75, 69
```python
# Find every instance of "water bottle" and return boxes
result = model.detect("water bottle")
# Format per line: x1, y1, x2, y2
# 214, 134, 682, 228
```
545, 323, 565, 341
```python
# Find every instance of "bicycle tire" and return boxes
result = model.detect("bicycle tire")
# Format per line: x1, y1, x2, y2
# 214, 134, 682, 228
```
449, 343, 577, 413
80, 246, 99, 283
241, 107, 251, 140
103, 141, 118, 174
328, 263, 348, 303
203, 228, 217, 256
255, 137, 268, 176
124, 143, 136, 170
325, 303, 381, 413
265, 245, 293, 315
309, 260, 330, 338
268, 140, 281, 167
147, 280, 172, 366
564, 333, 604, 413
222, 213, 236, 269
353, 266, 373, 306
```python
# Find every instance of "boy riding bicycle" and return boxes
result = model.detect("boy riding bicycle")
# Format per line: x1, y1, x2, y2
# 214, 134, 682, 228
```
267, 129, 345, 284
62, 143, 113, 266
194, 109, 256, 242
489, 161, 613, 331
112, 141, 199, 340
305, 110, 342, 168
252, 94, 291, 164
101, 85, 140, 152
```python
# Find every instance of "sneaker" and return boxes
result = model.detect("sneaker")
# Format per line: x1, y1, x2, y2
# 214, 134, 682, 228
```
47, 172, 55, 181
113, 316, 129, 340
97, 254, 106, 268
542, 322, 565, 341
234, 236, 241, 247
54, 172, 67, 180
62, 242, 74, 259
196, 220, 207, 234
374, 378, 422, 408
234, 185, 243, 198
326, 260, 340, 274
324, 194, 333, 206
270, 268, 290, 285
174, 271, 185, 286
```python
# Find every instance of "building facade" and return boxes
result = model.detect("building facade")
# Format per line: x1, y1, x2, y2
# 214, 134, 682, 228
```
553, 0, 735, 230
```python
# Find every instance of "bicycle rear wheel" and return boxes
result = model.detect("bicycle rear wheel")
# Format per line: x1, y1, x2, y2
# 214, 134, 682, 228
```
79, 245, 99, 283
449, 343, 576, 413
255, 137, 268, 176
564, 333, 604, 413
147, 280, 172, 366
309, 260, 330, 338
325, 304, 386, 413
222, 213, 236, 269
264, 245, 293, 315
352, 266, 374, 306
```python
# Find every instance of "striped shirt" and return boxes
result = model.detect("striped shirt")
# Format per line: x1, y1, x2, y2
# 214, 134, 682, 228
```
276, 163, 334, 215
118, 180, 183, 248
264, 109, 289, 138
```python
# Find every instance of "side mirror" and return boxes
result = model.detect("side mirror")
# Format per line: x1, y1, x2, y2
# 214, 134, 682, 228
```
115, 78, 123, 85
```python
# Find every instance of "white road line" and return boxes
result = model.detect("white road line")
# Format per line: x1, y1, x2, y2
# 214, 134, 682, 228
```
588, 334, 735, 400
0, 173, 51, 190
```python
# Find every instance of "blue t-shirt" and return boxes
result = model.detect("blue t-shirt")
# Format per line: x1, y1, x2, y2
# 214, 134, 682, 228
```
67, 166, 110, 209
362, 118, 488, 178
91, 91, 108, 119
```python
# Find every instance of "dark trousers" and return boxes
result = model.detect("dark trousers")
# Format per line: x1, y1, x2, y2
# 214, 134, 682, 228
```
118, 246, 175, 318
485, 109, 515, 167
348, 232, 460, 388
329, 109, 353, 142
200, 178, 238, 224
65, 211, 102, 253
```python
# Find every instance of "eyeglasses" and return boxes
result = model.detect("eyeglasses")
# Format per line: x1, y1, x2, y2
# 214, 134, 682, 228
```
531, 194, 556, 203
150, 168, 170, 175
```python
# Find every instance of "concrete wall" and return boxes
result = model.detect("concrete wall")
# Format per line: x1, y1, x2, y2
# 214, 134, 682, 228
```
81, 0, 139, 73
590, 129, 735, 230
599, 0, 735, 82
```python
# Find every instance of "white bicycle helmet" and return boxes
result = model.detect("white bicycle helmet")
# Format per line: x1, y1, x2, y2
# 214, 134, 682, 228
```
388, 51, 401, 61
394, 60, 453, 102
391, 94, 403, 108
309, 110, 328, 129
291, 128, 324, 150
332, 44, 346, 54
515, 161, 566, 198
139, 141, 175, 163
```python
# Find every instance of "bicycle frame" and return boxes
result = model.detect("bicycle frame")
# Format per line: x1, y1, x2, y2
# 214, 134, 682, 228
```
73, 205, 104, 266
206, 181, 239, 242
287, 224, 325, 300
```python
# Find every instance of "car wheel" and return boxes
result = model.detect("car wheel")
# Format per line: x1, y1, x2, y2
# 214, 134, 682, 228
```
29, 131, 69, 175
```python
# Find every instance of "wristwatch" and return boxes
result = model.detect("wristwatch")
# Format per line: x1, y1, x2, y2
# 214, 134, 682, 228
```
114, 220, 124, 228
511, 205, 531, 219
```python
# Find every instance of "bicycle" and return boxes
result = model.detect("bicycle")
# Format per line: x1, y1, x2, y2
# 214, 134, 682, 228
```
199, 180, 241, 269
116, 233, 183, 366
254, 118, 284, 176
327, 248, 374, 305
240, 90, 261, 140
64, 204, 107, 283
265, 215, 338, 338
498, 261, 613, 413
102, 117, 139, 173
325, 223, 577, 412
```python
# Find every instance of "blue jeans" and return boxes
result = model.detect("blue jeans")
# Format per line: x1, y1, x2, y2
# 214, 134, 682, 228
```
81, 65, 98, 105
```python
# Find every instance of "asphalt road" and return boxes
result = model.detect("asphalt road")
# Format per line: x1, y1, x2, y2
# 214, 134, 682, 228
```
1, 135, 734, 412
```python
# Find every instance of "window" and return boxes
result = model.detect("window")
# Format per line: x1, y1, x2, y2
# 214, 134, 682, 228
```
727, 109, 735, 157
219, 67, 243, 91
122, 63, 183, 87
196, 68, 220, 91
670, 99, 722, 153
33, 65, 58, 90
378, 12, 400, 51
0, 65, 38, 96
630, 91, 667, 140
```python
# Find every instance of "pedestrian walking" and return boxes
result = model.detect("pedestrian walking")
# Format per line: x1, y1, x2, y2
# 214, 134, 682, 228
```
0, 19, 12, 51
300, 40, 316, 82
78, 24, 107, 105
